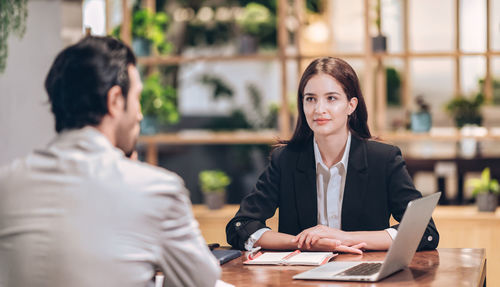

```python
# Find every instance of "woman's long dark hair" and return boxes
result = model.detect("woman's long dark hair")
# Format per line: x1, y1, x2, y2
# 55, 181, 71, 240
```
282, 57, 371, 147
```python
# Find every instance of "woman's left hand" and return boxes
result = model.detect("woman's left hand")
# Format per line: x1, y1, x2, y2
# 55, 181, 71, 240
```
292, 225, 348, 250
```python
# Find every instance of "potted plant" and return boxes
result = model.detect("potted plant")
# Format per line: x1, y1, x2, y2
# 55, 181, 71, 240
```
140, 73, 178, 134
236, 2, 275, 54
199, 170, 231, 210
0, 0, 28, 73
112, 9, 172, 56
386, 67, 401, 106
372, 0, 387, 52
466, 168, 499, 212
410, 95, 432, 133
445, 93, 484, 128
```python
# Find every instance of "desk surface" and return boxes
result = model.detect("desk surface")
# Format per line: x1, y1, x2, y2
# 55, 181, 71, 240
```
219, 248, 485, 286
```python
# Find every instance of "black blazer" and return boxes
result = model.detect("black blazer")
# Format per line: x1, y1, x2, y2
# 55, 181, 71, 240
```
226, 135, 439, 251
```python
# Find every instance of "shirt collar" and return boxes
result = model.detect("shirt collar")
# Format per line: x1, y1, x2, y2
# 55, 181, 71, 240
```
313, 132, 351, 172
47, 126, 124, 157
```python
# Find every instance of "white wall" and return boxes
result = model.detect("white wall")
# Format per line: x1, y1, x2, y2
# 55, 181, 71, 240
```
0, 0, 62, 165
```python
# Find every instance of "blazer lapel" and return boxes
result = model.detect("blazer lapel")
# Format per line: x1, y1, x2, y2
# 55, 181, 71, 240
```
294, 141, 318, 230
342, 136, 368, 230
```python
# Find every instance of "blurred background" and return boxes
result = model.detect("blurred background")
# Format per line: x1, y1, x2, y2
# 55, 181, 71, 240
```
4, 0, 500, 204
1, 0, 500, 284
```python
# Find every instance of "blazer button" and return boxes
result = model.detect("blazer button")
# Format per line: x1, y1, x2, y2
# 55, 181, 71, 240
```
235, 222, 241, 227
427, 235, 433, 241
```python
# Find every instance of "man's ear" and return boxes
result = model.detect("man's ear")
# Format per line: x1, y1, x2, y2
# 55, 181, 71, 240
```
107, 85, 125, 117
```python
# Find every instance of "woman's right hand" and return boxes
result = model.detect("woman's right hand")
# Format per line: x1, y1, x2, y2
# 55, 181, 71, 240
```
301, 238, 366, 254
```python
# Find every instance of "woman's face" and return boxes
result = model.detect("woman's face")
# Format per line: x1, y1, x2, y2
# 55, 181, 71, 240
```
303, 74, 358, 138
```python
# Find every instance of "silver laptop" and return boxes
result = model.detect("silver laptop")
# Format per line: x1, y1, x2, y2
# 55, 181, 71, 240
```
293, 192, 440, 282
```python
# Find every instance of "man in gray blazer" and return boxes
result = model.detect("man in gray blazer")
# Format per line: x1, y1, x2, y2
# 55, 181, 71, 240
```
0, 36, 220, 287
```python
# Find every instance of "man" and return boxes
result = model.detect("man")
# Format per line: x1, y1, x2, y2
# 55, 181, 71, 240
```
0, 36, 220, 287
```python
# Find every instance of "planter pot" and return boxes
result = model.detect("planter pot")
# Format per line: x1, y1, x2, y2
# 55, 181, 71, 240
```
459, 137, 478, 158
476, 193, 498, 212
140, 115, 159, 135
204, 192, 225, 210
372, 35, 387, 53
410, 112, 432, 133
132, 38, 151, 57
454, 115, 483, 128
238, 34, 259, 54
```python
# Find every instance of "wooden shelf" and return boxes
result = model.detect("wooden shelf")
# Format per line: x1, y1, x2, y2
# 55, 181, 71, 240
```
295, 51, 500, 60
136, 50, 500, 66
138, 130, 280, 145
124, 0, 500, 160
376, 130, 500, 142
137, 131, 280, 165
137, 54, 280, 66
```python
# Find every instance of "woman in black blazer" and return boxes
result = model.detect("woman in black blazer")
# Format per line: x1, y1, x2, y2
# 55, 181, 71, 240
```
226, 57, 439, 253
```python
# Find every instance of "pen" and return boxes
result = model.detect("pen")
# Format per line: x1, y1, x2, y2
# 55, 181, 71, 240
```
246, 246, 262, 260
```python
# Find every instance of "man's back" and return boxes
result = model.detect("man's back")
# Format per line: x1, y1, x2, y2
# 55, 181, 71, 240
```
0, 127, 220, 287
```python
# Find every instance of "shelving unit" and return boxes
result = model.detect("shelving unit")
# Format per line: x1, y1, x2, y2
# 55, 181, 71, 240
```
114, 0, 499, 165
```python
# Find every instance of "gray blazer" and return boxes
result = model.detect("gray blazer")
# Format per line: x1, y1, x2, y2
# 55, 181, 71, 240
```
0, 127, 220, 287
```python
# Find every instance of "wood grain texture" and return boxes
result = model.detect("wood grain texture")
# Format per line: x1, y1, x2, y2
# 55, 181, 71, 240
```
193, 204, 497, 285
218, 248, 485, 287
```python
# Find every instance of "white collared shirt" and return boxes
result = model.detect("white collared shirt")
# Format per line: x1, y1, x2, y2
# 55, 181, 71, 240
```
313, 133, 397, 239
313, 133, 351, 229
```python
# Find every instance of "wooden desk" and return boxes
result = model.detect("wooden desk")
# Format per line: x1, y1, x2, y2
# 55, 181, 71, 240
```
193, 204, 499, 285
220, 248, 486, 286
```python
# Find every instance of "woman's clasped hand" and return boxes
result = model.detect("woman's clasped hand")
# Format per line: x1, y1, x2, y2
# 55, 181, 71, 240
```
292, 225, 367, 254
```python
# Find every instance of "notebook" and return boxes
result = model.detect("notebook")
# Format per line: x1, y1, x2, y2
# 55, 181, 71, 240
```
244, 250, 336, 266
293, 192, 441, 282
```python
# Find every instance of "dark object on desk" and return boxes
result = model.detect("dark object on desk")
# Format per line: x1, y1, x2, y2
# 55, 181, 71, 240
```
211, 249, 242, 265
208, 243, 220, 250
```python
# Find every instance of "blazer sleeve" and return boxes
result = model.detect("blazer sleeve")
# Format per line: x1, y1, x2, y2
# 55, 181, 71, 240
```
386, 146, 440, 251
157, 175, 221, 287
225, 147, 283, 250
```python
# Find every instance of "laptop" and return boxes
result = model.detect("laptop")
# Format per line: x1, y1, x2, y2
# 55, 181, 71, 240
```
293, 192, 441, 282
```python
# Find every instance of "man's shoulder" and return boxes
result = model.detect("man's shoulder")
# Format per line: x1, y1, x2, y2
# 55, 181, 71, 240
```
117, 158, 185, 188
0, 156, 30, 181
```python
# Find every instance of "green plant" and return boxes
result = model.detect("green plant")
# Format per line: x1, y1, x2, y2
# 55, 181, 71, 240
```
466, 168, 499, 196
199, 170, 231, 194
112, 9, 172, 54
200, 74, 234, 99
306, 0, 322, 13
0, 0, 28, 73
236, 2, 275, 38
386, 67, 401, 106
141, 73, 178, 124
478, 77, 500, 105
445, 93, 484, 128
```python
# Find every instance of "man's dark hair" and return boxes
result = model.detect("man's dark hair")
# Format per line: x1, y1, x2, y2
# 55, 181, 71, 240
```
45, 36, 136, 133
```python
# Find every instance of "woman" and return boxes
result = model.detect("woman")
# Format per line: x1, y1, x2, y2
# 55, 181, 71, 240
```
226, 57, 439, 253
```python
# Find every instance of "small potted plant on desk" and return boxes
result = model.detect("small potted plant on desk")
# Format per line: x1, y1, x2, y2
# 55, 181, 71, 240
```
466, 167, 499, 212
199, 170, 231, 210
